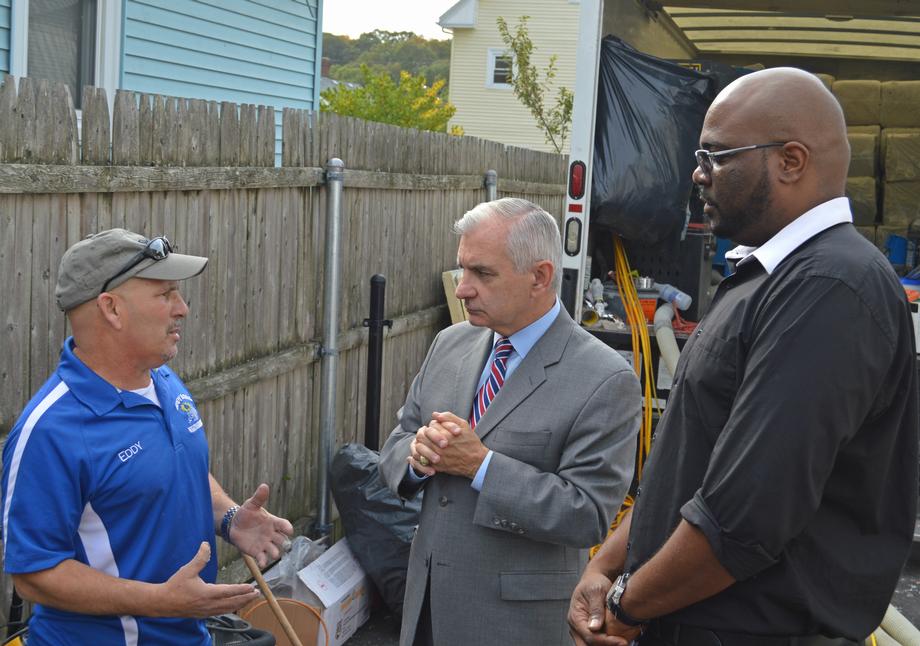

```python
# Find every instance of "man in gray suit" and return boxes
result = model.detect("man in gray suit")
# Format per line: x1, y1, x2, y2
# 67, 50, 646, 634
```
378, 197, 642, 646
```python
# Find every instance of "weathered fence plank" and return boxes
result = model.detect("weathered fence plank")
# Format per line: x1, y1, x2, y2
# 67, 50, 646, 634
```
0, 76, 14, 162
113, 90, 140, 165
0, 165, 325, 194
0, 166, 568, 195
219, 101, 240, 167
82, 86, 111, 165
16, 77, 37, 163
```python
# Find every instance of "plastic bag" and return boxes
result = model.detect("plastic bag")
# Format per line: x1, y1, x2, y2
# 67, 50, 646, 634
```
330, 443, 422, 616
591, 36, 716, 244
262, 535, 326, 602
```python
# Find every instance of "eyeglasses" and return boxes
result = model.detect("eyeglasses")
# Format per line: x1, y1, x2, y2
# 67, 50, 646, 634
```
694, 143, 787, 175
100, 236, 172, 294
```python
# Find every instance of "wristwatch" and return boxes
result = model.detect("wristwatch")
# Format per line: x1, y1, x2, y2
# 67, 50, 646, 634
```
605, 572, 645, 627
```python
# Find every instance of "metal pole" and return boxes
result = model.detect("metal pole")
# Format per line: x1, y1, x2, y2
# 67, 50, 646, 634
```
315, 157, 344, 538
363, 275, 392, 451
484, 169, 498, 201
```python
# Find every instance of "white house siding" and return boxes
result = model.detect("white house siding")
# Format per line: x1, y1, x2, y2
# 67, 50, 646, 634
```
447, 0, 579, 154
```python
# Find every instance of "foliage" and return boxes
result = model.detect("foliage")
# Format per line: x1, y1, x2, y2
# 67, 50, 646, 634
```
321, 65, 460, 133
496, 16, 574, 153
322, 30, 450, 93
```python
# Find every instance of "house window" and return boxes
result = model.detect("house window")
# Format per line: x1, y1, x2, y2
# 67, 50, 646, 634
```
487, 49, 513, 88
28, 0, 96, 108
10, 0, 120, 111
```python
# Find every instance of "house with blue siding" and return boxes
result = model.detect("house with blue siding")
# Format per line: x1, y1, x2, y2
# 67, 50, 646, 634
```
0, 1, 10, 75
1, 0, 323, 162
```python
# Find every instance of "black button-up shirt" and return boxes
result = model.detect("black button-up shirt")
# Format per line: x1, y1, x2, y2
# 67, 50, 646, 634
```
626, 222, 919, 639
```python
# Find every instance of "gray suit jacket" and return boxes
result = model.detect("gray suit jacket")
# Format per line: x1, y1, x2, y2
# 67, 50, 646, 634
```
378, 309, 641, 646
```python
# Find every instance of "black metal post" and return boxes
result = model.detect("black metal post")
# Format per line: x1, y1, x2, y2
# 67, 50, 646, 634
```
363, 274, 392, 451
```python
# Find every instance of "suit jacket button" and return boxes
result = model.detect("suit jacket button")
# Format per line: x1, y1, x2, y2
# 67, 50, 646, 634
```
439, 496, 449, 507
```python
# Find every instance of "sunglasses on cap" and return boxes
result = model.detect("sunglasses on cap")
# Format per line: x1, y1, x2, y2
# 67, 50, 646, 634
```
100, 236, 172, 294
694, 142, 788, 175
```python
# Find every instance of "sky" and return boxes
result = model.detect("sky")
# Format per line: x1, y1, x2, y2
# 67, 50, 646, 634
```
322, 0, 460, 40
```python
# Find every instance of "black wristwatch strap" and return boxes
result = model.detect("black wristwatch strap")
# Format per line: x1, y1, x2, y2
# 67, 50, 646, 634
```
606, 573, 646, 627
610, 598, 645, 627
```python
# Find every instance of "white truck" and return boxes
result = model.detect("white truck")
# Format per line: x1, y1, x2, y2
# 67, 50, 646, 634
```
559, 0, 920, 321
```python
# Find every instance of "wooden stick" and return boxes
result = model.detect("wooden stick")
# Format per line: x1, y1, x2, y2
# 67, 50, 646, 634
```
243, 553, 304, 646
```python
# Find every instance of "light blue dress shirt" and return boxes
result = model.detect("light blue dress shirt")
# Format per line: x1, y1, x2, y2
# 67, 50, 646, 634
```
407, 299, 561, 491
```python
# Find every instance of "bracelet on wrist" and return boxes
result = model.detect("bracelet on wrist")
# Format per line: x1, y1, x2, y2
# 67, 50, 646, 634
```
220, 505, 240, 545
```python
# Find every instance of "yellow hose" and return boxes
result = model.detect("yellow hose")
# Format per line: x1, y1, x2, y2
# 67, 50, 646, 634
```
591, 236, 660, 557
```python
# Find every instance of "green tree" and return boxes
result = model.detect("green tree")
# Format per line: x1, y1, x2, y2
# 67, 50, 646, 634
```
321, 65, 461, 134
322, 31, 451, 94
496, 16, 574, 153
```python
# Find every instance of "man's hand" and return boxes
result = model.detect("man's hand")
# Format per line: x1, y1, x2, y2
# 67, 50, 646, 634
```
408, 423, 452, 477
230, 483, 294, 568
406, 412, 488, 479
157, 542, 259, 618
604, 612, 643, 644
424, 411, 488, 479
568, 570, 630, 646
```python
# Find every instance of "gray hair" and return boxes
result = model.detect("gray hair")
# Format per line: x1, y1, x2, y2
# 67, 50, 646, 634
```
453, 198, 562, 292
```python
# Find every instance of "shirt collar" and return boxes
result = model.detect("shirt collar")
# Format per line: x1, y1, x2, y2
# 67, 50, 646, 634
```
495, 298, 560, 359
58, 337, 164, 415
732, 197, 852, 274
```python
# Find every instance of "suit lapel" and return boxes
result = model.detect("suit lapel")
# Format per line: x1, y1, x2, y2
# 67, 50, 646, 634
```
474, 309, 574, 441
453, 327, 494, 419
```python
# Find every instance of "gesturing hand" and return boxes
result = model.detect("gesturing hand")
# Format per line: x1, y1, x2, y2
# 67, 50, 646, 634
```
158, 542, 259, 618
230, 483, 294, 568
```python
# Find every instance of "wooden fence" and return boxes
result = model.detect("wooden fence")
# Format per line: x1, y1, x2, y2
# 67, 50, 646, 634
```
0, 75, 567, 596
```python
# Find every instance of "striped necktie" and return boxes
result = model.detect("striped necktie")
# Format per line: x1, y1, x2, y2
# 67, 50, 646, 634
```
470, 336, 514, 431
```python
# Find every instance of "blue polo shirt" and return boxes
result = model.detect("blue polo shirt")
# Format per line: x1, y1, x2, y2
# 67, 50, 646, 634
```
2, 338, 215, 645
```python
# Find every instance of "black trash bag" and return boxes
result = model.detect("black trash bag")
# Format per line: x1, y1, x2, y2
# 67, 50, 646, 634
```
330, 443, 422, 617
591, 36, 716, 244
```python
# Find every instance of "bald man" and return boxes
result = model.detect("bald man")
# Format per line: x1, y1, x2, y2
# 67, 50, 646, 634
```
568, 68, 918, 646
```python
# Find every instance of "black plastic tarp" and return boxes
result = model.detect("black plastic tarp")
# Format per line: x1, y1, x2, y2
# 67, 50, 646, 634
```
591, 36, 716, 244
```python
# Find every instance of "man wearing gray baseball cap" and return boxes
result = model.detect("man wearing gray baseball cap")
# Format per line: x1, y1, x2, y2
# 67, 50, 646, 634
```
2, 229, 293, 645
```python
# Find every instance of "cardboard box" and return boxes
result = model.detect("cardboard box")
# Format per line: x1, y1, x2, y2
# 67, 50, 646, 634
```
883, 182, 920, 226
847, 133, 878, 177
833, 80, 881, 126
883, 131, 920, 182
297, 538, 371, 646
881, 81, 920, 128
442, 269, 469, 324
845, 177, 877, 225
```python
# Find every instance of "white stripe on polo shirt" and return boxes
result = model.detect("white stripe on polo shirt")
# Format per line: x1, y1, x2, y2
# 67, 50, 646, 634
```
3, 380, 70, 561
79, 502, 139, 646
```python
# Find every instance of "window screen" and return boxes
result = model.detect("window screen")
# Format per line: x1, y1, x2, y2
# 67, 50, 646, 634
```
28, 0, 96, 108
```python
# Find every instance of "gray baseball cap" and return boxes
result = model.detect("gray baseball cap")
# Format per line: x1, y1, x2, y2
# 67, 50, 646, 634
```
55, 228, 208, 311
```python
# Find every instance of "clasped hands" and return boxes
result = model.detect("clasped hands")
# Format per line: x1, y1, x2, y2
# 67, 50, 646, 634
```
568, 571, 643, 646
408, 411, 488, 480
